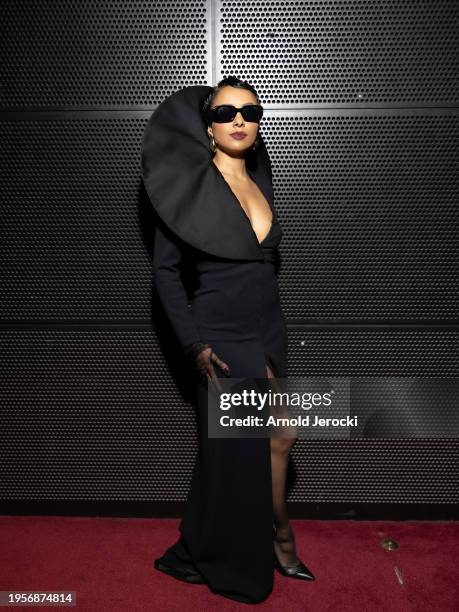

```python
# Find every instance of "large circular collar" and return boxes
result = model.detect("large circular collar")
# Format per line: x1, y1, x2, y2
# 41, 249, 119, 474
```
141, 85, 275, 260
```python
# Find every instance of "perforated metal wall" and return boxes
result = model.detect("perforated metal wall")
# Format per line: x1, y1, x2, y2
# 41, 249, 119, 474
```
216, 0, 458, 106
0, 1, 212, 108
0, 1, 457, 511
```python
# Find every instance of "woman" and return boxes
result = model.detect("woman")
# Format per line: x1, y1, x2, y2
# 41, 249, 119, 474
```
141, 76, 315, 604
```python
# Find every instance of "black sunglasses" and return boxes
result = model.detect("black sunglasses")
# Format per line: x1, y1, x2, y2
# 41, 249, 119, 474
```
206, 104, 264, 124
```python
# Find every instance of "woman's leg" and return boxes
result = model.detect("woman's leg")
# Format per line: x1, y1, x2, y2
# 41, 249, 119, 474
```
266, 362, 300, 567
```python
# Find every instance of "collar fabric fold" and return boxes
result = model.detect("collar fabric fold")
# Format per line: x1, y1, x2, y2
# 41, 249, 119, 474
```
141, 85, 275, 261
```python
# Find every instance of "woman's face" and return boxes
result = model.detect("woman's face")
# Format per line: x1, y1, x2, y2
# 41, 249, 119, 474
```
207, 86, 259, 155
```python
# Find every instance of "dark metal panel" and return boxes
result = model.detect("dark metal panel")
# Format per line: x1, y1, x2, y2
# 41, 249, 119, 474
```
0, 115, 156, 321
0, 0, 212, 110
216, 0, 458, 107
0, 330, 198, 502
289, 439, 458, 503
286, 327, 459, 503
287, 328, 459, 377
263, 110, 458, 322
0, 329, 457, 503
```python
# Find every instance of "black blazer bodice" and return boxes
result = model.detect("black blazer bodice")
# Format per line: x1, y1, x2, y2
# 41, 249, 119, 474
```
142, 85, 285, 351
152, 209, 284, 350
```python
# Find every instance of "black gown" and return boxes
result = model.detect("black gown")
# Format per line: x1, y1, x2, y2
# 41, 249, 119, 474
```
141, 85, 288, 604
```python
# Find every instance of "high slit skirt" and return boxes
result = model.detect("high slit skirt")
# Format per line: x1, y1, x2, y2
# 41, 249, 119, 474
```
156, 337, 284, 604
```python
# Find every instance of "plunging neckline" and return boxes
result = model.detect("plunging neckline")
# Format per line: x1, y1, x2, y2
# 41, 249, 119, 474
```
211, 161, 274, 245
248, 211, 274, 245
259, 209, 276, 245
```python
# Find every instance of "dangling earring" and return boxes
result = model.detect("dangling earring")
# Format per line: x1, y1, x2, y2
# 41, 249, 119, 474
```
252, 137, 259, 151
209, 134, 217, 152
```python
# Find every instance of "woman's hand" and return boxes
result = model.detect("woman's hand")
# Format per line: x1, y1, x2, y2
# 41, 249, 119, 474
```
184, 341, 231, 391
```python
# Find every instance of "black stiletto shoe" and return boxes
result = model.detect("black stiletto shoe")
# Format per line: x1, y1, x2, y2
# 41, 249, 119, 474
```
272, 524, 315, 581
154, 558, 206, 584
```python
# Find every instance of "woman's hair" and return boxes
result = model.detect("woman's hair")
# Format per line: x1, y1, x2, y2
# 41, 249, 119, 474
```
201, 76, 260, 126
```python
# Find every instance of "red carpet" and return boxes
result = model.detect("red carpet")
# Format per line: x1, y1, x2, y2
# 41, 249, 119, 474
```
0, 516, 458, 611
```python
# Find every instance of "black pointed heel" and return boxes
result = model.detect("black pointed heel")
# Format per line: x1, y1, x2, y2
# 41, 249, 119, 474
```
274, 553, 315, 581
154, 558, 206, 584
272, 523, 315, 581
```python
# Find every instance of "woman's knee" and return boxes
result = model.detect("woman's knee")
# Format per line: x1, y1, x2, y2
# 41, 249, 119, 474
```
271, 435, 297, 455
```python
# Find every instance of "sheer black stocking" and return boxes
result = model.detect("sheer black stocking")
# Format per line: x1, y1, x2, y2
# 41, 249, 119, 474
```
266, 361, 300, 567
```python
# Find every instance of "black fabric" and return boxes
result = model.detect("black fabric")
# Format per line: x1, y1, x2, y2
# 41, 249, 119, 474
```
152, 219, 202, 348
143, 85, 288, 604
156, 339, 281, 604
